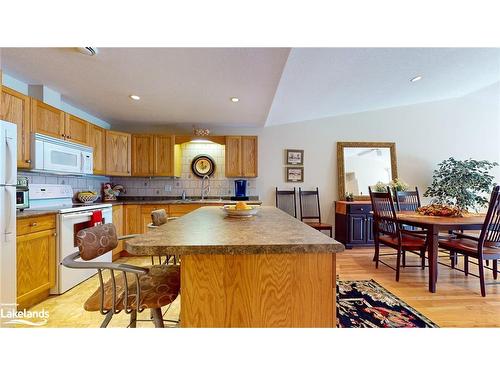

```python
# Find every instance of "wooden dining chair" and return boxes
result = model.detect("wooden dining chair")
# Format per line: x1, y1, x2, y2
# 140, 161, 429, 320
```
438, 186, 500, 297
394, 187, 421, 211
393, 187, 426, 267
62, 223, 180, 328
298, 187, 333, 237
275, 187, 297, 218
148, 209, 177, 265
369, 186, 429, 281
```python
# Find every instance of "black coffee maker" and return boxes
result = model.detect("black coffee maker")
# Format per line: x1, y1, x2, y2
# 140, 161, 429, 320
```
231, 179, 249, 201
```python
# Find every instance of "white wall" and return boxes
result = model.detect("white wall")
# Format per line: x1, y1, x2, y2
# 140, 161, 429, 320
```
257, 82, 500, 224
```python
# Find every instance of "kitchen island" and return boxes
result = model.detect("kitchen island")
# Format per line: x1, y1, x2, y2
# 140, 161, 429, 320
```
125, 206, 344, 327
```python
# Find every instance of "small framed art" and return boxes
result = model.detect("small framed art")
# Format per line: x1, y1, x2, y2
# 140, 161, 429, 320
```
286, 149, 304, 165
286, 167, 304, 182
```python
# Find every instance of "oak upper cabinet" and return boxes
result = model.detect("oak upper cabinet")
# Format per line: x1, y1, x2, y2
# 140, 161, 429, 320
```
1, 87, 32, 169
89, 124, 106, 175
31, 99, 65, 139
64, 113, 89, 145
225, 136, 258, 177
241, 136, 258, 177
105, 130, 131, 176
131, 134, 154, 176
154, 135, 180, 177
225, 136, 242, 177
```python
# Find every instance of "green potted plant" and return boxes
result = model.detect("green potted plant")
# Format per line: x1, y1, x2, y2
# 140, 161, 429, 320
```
389, 178, 409, 192
424, 157, 498, 212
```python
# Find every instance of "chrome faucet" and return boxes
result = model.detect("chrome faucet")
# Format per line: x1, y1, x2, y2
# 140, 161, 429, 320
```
201, 175, 210, 200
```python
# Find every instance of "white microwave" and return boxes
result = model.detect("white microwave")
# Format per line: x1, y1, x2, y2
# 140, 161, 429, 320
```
32, 133, 93, 175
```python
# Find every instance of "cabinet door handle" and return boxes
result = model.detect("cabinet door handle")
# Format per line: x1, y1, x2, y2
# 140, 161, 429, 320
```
30, 222, 38, 227
26, 159, 31, 163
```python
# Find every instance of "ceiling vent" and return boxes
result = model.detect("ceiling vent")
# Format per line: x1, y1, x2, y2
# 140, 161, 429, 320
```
76, 47, 99, 56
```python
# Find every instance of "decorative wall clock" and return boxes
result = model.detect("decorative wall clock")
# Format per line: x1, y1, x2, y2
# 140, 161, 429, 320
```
191, 154, 216, 177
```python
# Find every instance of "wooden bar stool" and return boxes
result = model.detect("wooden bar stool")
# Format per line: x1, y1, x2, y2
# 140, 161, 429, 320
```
62, 223, 180, 328
148, 209, 177, 265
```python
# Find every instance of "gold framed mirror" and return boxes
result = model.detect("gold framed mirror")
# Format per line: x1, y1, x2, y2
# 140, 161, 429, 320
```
337, 142, 398, 201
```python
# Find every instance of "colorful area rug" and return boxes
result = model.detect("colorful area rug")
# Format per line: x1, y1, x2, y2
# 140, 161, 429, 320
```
337, 280, 438, 328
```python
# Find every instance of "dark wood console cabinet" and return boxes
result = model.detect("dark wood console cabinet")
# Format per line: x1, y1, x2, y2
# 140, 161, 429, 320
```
334, 201, 374, 249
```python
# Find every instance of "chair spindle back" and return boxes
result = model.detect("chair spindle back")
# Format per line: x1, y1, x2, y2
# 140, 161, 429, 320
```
369, 186, 398, 236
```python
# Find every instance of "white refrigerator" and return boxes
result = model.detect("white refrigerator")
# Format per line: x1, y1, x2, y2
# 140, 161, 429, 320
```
0, 120, 17, 327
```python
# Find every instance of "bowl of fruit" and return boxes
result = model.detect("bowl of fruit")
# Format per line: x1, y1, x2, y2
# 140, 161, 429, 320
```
222, 202, 259, 217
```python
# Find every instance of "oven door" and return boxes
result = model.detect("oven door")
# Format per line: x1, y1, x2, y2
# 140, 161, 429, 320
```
43, 141, 83, 174
52, 208, 113, 294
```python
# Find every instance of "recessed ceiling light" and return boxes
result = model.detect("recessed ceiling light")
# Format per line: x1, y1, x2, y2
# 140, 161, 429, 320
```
230, 97, 239, 103
410, 75, 423, 82
129, 95, 141, 101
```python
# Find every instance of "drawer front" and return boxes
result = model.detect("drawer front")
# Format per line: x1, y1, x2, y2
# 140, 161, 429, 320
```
17, 214, 56, 236
140, 204, 170, 215
348, 204, 371, 214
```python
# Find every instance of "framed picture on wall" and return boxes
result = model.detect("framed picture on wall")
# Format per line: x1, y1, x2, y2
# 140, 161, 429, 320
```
286, 149, 304, 165
286, 167, 304, 182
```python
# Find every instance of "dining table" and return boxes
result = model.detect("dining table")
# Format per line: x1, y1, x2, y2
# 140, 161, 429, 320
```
124, 206, 345, 327
396, 211, 485, 293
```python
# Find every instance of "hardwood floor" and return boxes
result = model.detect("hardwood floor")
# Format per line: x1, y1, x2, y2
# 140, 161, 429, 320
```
338, 248, 500, 327
20, 248, 500, 328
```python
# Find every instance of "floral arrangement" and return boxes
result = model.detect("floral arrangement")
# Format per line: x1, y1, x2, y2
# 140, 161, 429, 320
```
389, 178, 409, 192
373, 181, 388, 192
373, 178, 409, 193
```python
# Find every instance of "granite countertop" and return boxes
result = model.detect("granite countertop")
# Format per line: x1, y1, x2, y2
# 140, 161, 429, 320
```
116, 199, 262, 205
114, 196, 261, 205
125, 206, 345, 256
16, 197, 262, 219
16, 210, 59, 219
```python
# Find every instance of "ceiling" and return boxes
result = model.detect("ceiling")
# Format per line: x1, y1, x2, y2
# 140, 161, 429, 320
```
1, 48, 290, 127
266, 48, 500, 126
1, 48, 499, 128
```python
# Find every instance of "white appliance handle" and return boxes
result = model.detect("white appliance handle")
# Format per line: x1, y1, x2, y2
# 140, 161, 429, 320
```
4, 187, 15, 237
5, 136, 17, 185
0, 126, 7, 184
62, 212, 93, 220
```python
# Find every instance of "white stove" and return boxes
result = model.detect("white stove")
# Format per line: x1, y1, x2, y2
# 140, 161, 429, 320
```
27, 184, 113, 294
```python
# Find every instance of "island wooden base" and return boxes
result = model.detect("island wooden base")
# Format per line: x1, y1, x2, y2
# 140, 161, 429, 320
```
180, 252, 336, 328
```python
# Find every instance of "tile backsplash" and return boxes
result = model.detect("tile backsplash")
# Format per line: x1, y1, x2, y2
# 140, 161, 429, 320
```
18, 143, 258, 200
19, 171, 109, 200
112, 142, 257, 197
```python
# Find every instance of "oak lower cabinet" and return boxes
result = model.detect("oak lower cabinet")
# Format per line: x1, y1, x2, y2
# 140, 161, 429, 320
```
334, 201, 374, 249
1, 87, 32, 169
124, 204, 142, 235
112, 205, 124, 260
225, 136, 258, 177
16, 215, 57, 310
105, 130, 131, 176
